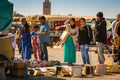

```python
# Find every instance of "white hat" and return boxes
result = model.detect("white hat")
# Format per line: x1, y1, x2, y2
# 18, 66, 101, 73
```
11, 27, 15, 29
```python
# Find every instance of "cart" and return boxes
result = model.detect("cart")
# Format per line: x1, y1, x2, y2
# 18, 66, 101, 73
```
0, 35, 14, 80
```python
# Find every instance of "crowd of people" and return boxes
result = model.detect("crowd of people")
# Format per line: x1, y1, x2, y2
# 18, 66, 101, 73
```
9, 16, 50, 61
8, 12, 120, 66
64, 12, 120, 65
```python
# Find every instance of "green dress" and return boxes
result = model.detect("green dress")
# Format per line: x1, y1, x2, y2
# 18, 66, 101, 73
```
64, 36, 76, 63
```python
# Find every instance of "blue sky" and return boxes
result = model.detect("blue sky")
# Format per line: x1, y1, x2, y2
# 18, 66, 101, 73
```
9, 0, 120, 18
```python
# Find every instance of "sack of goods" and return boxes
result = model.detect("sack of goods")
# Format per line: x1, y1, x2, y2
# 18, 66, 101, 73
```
28, 68, 43, 76
58, 66, 72, 77
95, 64, 107, 75
60, 31, 70, 42
46, 67, 56, 76
111, 63, 119, 73
82, 64, 95, 77
104, 60, 113, 73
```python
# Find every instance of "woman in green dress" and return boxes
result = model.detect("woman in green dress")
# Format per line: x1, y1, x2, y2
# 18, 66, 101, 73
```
64, 18, 77, 65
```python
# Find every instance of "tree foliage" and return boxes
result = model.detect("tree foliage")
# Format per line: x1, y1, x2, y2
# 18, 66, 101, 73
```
13, 11, 24, 17
68, 14, 73, 16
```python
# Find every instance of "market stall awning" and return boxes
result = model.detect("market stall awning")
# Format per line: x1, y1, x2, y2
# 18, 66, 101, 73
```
0, 0, 13, 31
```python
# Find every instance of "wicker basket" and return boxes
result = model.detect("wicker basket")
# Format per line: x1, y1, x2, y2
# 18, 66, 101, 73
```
14, 62, 26, 69
10, 62, 26, 69
10, 68, 25, 77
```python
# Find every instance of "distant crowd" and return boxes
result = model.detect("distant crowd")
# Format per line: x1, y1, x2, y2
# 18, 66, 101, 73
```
8, 12, 120, 65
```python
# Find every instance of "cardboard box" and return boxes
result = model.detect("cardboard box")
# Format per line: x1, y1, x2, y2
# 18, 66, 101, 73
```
72, 66, 82, 77
95, 64, 107, 75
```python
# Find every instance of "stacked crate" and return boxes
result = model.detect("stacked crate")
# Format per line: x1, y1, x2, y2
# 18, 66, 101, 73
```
95, 64, 107, 75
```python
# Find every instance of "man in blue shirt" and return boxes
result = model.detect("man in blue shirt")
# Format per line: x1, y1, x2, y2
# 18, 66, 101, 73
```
37, 16, 50, 61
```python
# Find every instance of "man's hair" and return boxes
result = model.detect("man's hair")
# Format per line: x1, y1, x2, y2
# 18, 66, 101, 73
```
33, 25, 39, 29
79, 18, 86, 22
96, 12, 103, 18
39, 16, 46, 20
21, 18, 27, 22
70, 18, 75, 22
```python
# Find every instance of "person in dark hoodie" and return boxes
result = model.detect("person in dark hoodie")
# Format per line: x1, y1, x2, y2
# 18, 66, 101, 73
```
78, 18, 93, 64
95, 12, 107, 64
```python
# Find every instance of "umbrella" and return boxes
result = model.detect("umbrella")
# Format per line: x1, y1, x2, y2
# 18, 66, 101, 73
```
0, 0, 13, 31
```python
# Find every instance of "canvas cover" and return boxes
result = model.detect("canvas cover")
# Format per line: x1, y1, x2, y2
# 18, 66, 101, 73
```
0, 0, 13, 31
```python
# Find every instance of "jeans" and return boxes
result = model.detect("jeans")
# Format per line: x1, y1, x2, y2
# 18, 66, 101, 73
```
40, 42, 48, 61
80, 44, 90, 64
96, 42, 105, 64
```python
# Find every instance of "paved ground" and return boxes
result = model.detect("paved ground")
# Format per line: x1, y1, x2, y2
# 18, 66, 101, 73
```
7, 46, 120, 80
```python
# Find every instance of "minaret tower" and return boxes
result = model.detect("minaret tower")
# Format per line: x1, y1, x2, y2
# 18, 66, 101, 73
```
43, 0, 51, 15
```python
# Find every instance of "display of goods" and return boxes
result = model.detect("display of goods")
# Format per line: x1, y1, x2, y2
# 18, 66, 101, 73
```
104, 50, 108, 54
28, 68, 42, 76
49, 60, 61, 66
49, 60, 57, 66
29, 60, 41, 68
58, 66, 72, 77
46, 67, 56, 76
40, 61, 47, 67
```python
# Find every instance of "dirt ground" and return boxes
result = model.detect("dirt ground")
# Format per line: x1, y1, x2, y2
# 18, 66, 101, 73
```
7, 47, 120, 80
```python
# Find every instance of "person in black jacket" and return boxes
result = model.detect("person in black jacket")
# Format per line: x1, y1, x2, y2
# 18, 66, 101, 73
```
78, 18, 93, 64
95, 12, 107, 64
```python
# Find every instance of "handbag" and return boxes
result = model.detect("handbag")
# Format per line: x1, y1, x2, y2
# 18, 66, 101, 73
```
60, 30, 70, 42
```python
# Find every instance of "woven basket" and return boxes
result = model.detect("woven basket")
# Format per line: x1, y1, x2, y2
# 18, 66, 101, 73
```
10, 62, 26, 69
10, 68, 24, 77
14, 62, 26, 69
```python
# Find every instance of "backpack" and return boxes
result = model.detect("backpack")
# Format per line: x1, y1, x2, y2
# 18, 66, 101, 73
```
86, 25, 93, 42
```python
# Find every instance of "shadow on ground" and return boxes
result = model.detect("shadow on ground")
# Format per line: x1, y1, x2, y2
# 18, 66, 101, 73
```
7, 76, 66, 80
